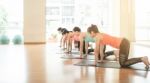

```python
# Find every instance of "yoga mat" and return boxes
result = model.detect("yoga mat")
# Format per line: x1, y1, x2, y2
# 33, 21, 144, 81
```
61, 55, 116, 61
61, 55, 95, 60
56, 51, 79, 54
74, 60, 150, 71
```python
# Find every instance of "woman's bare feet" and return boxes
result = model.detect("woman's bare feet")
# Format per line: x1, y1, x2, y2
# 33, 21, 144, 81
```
141, 56, 150, 68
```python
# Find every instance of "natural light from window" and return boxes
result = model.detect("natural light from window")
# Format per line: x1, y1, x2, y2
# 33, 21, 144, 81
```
0, 0, 23, 44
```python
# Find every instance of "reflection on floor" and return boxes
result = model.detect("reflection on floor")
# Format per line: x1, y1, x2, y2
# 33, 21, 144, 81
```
0, 42, 150, 83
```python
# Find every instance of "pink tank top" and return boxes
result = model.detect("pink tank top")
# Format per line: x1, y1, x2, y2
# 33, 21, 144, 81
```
100, 33, 122, 49
73, 35, 80, 41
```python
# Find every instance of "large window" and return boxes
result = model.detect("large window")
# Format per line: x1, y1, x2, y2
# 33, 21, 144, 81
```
46, 7, 60, 15
135, 0, 150, 41
0, 0, 23, 44
46, 0, 113, 42
62, 6, 74, 16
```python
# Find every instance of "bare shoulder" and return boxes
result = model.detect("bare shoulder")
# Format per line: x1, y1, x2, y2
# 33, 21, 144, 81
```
80, 32, 86, 37
95, 33, 103, 41
68, 32, 73, 37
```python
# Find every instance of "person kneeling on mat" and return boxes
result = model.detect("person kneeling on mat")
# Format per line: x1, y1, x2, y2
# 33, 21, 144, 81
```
87, 24, 150, 69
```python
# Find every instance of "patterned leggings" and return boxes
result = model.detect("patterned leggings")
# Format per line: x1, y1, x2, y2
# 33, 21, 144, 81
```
119, 38, 142, 67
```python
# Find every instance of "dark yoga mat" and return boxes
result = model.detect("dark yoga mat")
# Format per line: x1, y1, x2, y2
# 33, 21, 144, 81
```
61, 55, 116, 61
61, 55, 95, 60
56, 51, 79, 54
74, 60, 150, 71
61, 54, 116, 61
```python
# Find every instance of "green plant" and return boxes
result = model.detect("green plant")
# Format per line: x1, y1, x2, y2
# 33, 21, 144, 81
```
0, 7, 8, 26
0, 34, 10, 44
12, 35, 23, 44
0, 7, 8, 34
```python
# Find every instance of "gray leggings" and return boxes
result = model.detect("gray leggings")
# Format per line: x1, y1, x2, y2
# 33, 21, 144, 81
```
119, 38, 142, 67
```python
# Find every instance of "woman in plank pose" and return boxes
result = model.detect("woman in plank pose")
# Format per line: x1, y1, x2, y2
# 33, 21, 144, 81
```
87, 24, 150, 68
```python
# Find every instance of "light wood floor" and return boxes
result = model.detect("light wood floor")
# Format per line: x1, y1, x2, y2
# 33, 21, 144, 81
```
0, 43, 150, 83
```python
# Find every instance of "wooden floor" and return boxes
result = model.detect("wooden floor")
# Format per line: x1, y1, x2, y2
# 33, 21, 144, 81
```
0, 43, 150, 83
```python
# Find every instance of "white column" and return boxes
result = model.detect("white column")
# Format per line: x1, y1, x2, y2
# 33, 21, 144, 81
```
120, 0, 135, 41
24, 0, 46, 44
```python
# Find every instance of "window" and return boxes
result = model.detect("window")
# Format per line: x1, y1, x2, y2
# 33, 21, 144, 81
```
46, 0, 113, 41
61, 0, 74, 4
62, 17, 74, 24
62, 6, 74, 16
47, 0, 61, 3
135, 0, 150, 40
46, 7, 60, 15
0, 0, 23, 44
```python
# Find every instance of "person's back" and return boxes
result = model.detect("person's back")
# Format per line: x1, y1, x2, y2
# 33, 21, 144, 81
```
100, 33, 122, 49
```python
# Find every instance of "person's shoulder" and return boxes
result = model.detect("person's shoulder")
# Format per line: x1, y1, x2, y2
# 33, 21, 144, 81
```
95, 33, 103, 40
81, 32, 86, 35
101, 33, 110, 36
81, 32, 87, 37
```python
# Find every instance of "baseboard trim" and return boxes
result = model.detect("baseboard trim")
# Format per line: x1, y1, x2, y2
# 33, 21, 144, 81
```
24, 42, 46, 44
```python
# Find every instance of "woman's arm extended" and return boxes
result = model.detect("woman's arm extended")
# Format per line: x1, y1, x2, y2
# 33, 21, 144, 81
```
94, 36, 101, 64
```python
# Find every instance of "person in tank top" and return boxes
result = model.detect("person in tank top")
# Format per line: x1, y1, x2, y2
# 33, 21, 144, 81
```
87, 24, 150, 69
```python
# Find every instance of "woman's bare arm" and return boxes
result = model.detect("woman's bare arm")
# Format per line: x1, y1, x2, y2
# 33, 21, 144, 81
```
94, 36, 100, 64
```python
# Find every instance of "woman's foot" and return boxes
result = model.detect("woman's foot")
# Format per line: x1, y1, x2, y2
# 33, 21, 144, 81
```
141, 56, 150, 67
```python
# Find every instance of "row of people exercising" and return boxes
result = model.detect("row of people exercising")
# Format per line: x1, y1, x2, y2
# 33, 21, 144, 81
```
57, 27, 95, 55
58, 24, 150, 69
57, 27, 114, 60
